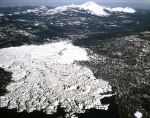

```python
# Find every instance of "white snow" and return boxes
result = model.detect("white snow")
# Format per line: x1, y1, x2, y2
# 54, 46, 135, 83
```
13, 12, 20, 15
80, 1, 109, 16
106, 7, 136, 13
17, 19, 25, 22
26, 1, 135, 16
39, 6, 48, 10
0, 13, 4, 16
46, 6, 68, 15
17, 30, 31, 36
45, 1, 109, 16
34, 23, 40, 26
134, 111, 142, 118
8, 14, 12, 16
0, 41, 113, 115
27, 9, 38, 13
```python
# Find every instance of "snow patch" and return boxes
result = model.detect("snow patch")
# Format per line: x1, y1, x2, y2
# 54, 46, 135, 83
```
134, 111, 142, 118
106, 7, 136, 13
0, 13, 4, 16
34, 23, 40, 26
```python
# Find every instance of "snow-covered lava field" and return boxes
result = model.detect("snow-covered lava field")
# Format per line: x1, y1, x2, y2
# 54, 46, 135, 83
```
0, 41, 113, 115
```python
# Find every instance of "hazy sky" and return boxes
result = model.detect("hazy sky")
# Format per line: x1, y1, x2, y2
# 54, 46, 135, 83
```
0, 0, 150, 8
1, 0, 150, 3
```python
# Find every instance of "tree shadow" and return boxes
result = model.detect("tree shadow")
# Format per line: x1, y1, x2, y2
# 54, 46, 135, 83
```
0, 105, 66, 118
0, 68, 13, 96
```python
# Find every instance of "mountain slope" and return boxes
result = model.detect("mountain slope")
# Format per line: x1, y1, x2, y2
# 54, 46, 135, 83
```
27, 1, 136, 16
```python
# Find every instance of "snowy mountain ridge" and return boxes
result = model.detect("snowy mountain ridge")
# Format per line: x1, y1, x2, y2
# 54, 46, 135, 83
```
27, 1, 136, 16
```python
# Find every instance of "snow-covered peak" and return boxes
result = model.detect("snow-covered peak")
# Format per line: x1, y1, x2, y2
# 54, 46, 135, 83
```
80, 1, 109, 16
81, 1, 99, 7
46, 1, 136, 16
80, 1, 136, 13
26, 1, 136, 16
45, 1, 109, 16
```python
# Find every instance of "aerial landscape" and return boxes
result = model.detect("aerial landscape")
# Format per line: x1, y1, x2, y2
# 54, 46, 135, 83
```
0, 0, 150, 118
